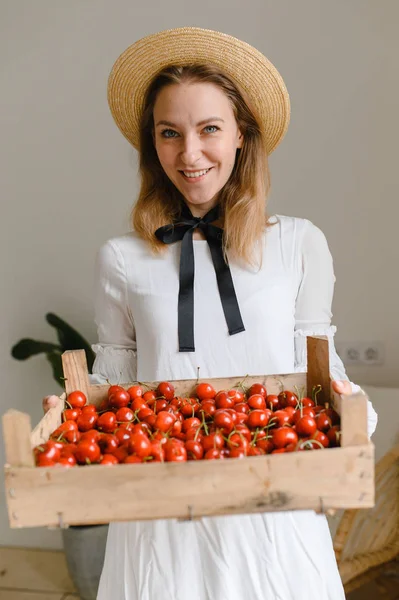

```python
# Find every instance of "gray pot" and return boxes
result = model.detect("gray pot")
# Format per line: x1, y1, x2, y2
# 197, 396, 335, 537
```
61, 524, 109, 600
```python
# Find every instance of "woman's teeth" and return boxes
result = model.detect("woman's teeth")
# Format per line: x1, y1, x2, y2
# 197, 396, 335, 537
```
182, 168, 211, 178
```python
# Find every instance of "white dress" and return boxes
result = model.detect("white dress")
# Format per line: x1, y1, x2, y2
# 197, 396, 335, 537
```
92, 214, 377, 600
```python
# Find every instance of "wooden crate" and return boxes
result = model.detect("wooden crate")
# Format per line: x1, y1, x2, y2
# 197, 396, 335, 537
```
2, 337, 374, 529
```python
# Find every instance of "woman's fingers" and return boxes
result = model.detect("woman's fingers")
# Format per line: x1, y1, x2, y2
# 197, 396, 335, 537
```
42, 395, 60, 414
331, 380, 352, 396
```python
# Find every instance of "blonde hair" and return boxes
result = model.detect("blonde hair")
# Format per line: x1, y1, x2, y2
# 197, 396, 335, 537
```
132, 64, 271, 265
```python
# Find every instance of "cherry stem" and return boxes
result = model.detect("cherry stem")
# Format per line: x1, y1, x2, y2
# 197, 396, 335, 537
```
276, 379, 284, 393
294, 385, 303, 401
312, 384, 322, 405
137, 381, 152, 391
234, 374, 249, 393
201, 412, 209, 436
298, 439, 324, 451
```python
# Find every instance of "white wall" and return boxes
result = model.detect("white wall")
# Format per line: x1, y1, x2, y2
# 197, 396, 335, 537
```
1, 0, 398, 549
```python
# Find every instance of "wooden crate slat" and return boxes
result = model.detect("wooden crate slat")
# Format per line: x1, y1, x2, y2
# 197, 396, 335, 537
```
340, 392, 369, 447
2, 410, 35, 467
4, 444, 374, 528
61, 350, 90, 400
307, 336, 331, 405
30, 394, 65, 448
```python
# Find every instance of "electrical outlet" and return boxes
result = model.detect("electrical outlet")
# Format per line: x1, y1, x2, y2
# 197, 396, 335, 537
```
335, 342, 384, 365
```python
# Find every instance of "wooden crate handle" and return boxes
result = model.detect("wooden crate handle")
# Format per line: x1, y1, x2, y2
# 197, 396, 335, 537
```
61, 350, 91, 400
340, 393, 369, 447
2, 410, 35, 467
306, 336, 331, 404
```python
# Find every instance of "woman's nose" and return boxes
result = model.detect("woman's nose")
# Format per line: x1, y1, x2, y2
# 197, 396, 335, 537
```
180, 134, 202, 166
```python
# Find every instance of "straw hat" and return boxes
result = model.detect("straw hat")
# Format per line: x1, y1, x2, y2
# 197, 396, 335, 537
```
107, 27, 290, 154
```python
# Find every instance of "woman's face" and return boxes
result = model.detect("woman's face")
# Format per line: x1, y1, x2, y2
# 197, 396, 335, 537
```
153, 81, 243, 216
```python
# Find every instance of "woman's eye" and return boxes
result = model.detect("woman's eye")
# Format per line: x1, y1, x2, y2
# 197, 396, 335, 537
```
203, 125, 219, 134
160, 129, 179, 138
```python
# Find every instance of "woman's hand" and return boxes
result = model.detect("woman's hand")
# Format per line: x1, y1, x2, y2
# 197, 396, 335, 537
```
331, 380, 353, 396
42, 395, 60, 414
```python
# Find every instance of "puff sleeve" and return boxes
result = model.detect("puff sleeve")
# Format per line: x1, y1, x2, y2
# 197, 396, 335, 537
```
294, 221, 377, 438
89, 239, 138, 385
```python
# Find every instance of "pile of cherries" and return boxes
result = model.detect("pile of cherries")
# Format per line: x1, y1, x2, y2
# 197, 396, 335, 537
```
34, 380, 341, 467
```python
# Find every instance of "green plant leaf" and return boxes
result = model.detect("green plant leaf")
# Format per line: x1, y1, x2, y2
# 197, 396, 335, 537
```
11, 339, 61, 360
45, 313, 95, 372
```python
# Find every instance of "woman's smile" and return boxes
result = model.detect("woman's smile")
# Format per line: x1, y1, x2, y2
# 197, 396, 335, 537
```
179, 167, 213, 182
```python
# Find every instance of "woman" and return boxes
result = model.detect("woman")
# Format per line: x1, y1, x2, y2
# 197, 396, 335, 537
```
45, 27, 377, 600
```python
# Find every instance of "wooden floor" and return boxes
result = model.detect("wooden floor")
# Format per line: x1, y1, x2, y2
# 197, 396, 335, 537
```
0, 546, 397, 599
0, 547, 78, 599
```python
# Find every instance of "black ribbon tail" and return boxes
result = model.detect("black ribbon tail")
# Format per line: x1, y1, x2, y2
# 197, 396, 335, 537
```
207, 235, 245, 336
178, 229, 196, 352
155, 204, 245, 353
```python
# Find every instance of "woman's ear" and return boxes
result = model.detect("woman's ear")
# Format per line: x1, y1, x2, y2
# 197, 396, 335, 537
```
237, 130, 244, 149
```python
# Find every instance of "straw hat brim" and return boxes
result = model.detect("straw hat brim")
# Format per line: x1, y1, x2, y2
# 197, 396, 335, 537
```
107, 27, 290, 154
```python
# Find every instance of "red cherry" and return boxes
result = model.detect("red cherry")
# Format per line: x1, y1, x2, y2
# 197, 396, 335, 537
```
67, 390, 87, 409
143, 390, 157, 405
127, 385, 143, 401
182, 417, 201, 433
327, 425, 341, 447
100, 454, 119, 465
266, 394, 280, 411
115, 407, 135, 423
98, 433, 119, 454
315, 413, 332, 432
235, 402, 250, 414
195, 383, 216, 400
268, 410, 290, 428
295, 416, 317, 437
293, 407, 316, 424
128, 433, 152, 458
213, 410, 235, 434
247, 409, 270, 429
248, 383, 267, 398
247, 394, 266, 410
202, 432, 224, 452
185, 440, 204, 460
165, 443, 187, 462
74, 441, 101, 464
204, 448, 223, 460
108, 388, 130, 409
278, 390, 298, 408
155, 411, 176, 433
63, 408, 81, 421
228, 389, 245, 404
301, 397, 315, 408
272, 427, 298, 449
157, 381, 175, 401
124, 455, 143, 464
198, 399, 216, 419
97, 411, 117, 433
215, 390, 235, 409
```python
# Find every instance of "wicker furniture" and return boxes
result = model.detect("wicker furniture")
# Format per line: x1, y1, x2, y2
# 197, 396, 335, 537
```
334, 443, 399, 594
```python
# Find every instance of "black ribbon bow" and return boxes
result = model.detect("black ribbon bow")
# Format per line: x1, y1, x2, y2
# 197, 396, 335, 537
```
155, 203, 245, 352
